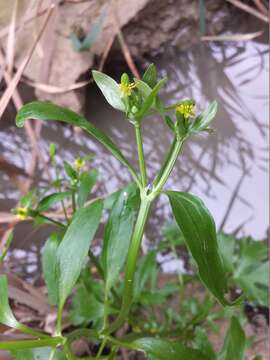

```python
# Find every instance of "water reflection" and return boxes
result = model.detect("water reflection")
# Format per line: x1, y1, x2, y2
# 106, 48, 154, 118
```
0, 39, 268, 279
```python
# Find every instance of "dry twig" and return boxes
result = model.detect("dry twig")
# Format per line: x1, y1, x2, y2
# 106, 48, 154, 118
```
111, 0, 140, 78
226, 0, 269, 23
6, 0, 18, 75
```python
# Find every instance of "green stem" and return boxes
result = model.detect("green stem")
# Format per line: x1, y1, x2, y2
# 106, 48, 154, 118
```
36, 213, 66, 228
153, 138, 186, 192
153, 138, 177, 186
54, 162, 70, 224
135, 122, 147, 187
103, 196, 152, 334
64, 342, 74, 360
96, 337, 107, 359
56, 305, 63, 336
71, 190, 77, 213
0, 337, 63, 351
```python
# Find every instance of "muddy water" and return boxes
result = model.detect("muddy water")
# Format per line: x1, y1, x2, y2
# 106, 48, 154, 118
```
0, 39, 269, 280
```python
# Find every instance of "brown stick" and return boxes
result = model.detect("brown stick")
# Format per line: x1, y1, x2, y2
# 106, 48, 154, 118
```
226, 0, 269, 23
252, 0, 269, 15
111, 0, 140, 78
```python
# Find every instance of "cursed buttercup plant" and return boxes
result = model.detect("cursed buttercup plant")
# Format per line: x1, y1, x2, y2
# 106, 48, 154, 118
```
0, 64, 243, 359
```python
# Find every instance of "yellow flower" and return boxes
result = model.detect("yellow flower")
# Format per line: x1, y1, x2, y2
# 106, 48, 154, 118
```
119, 82, 136, 97
176, 103, 195, 119
74, 158, 85, 170
16, 207, 28, 220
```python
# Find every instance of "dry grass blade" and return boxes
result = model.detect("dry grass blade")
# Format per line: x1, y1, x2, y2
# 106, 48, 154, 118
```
98, 35, 115, 71
0, 4, 56, 119
24, 79, 90, 94
253, 0, 269, 15
111, 0, 140, 79
201, 30, 264, 41
226, 0, 269, 23
6, 0, 18, 75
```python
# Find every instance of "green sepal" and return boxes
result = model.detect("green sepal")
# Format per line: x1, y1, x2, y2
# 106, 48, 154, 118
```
142, 63, 157, 88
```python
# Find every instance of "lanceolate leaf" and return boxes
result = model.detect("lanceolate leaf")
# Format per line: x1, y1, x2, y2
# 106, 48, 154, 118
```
218, 316, 246, 360
135, 78, 167, 119
37, 191, 71, 212
102, 184, 138, 291
57, 199, 103, 308
166, 191, 238, 305
78, 169, 97, 208
0, 275, 48, 338
41, 234, 60, 305
132, 338, 208, 360
142, 63, 157, 88
15, 101, 138, 183
191, 101, 218, 133
92, 70, 125, 111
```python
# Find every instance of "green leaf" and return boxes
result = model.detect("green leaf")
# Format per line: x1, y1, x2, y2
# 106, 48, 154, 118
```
217, 233, 235, 273
142, 63, 157, 88
218, 316, 246, 360
234, 237, 268, 306
191, 101, 218, 133
102, 184, 138, 291
0, 231, 13, 264
37, 191, 71, 212
41, 234, 60, 305
64, 161, 77, 179
78, 169, 97, 208
20, 190, 34, 208
193, 327, 216, 360
0, 275, 47, 338
166, 191, 238, 305
16, 101, 138, 183
57, 199, 103, 307
237, 237, 268, 274
135, 78, 167, 119
92, 70, 125, 112
49, 143, 56, 160
70, 285, 104, 327
164, 115, 175, 132
132, 338, 208, 360
235, 262, 269, 306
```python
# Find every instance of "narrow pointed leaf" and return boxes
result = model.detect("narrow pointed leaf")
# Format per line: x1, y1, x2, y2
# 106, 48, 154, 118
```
37, 191, 71, 212
78, 169, 97, 208
0, 231, 13, 264
142, 63, 157, 88
132, 338, 208, 360
166, 191, 239, 305
57, 199, 103, 307
0, 275, 48, 338
92, 70, 125, 111
102, 184, 138, 291
41, 234, 60, 305
64, 161, 77, 179
135, 78, 167, 119
0, 338, 63, 352
191, 101, 218, 133
218, 316, 246, 360
15, 101, 138, 182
